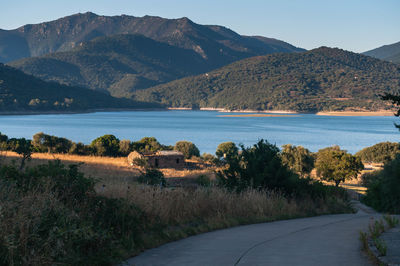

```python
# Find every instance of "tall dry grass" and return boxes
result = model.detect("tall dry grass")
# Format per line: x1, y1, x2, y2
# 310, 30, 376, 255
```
100, 184, 350, 230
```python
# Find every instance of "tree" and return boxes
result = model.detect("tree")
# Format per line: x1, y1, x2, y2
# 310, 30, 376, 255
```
0, 132, 8, 151
8, 138, 33, 169
132, 137, 162, 153
32, 132, 72, 153
382, 92, 400, 130
174, 141, 200, 159
90, 135, 120, 156
315, 146, 363, 186
215, 142, 238, 162
217, 139, 297, 193
355, 142, 400, 164
69, 142, 91, 155
280, 144, 314, 177
119, 139, 132, 156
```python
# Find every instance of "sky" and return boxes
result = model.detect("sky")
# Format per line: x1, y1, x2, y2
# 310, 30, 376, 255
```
0, 0, 399, 53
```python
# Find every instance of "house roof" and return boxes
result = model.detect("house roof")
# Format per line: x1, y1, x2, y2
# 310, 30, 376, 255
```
155, 151, 184, 156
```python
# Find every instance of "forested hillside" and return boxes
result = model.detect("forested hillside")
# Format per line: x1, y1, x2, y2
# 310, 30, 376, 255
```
0, 63, 160, 112
133, 47, 400, 112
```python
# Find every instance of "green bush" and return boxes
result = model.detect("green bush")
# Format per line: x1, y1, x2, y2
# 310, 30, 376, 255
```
0, 161, 150, 265
217, 140, 298, 193
196, 174, 211, 187
137, 168, 166, 187
363, 155, 400, 214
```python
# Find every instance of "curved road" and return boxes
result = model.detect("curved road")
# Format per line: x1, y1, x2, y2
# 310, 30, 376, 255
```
126, 202, 378, 266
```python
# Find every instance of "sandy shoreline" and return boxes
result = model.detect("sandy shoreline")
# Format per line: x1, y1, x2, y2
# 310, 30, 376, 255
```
316, 111, 395, 116
0, 108, 395, 117
218, 114, 298, 117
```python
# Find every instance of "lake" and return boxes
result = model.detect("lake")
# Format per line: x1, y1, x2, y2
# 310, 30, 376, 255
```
0, 110, 399, 154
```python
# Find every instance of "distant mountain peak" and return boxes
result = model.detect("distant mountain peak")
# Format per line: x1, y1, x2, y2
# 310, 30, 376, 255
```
0, 12, 304, 63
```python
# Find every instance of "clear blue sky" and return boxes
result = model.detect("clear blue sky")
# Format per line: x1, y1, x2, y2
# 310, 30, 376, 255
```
1, 0, 399, 52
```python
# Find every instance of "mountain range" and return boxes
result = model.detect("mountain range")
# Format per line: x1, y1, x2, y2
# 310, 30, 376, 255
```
133, 47, 400, 112
4, 12, 304, 97
1, 12, 399, 113
0, 12, 304, 63
363, 41, 400, 64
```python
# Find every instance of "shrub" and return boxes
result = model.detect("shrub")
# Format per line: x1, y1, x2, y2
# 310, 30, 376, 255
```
217, 139, 298, 193
0, 162, 149, 265
363, 154, 400, 213
137, 168, 166, 187
174, 141, 200, 159
196, 174, 211, 187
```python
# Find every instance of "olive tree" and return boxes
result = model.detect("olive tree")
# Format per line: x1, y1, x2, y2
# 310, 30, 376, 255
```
8, 138, 33, 169
280, 144, 314, 177
174, 141, 200, 159
216, 142, 238, 162
90, 135, 120, 156
315, 146, 363, 186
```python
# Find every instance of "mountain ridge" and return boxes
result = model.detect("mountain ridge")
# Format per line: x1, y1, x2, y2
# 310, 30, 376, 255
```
363, 41, 400, 63
132, 47, 400, 112
0, 12, 304, 63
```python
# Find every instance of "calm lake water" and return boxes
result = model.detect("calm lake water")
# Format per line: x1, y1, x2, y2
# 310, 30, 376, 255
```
0, 111, 399, 154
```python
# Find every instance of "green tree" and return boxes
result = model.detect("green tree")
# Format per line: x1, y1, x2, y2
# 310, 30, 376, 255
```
215, 142, 238, 162
0, 132, 8, 151
119, 139, 133, 156
90, 135, 120, 156
69, 142, 91, 155
32, 132, 72, 153
174, 141, 200, 159
132, 137, 162, 153
8, 138, 33, 169
217, 139, 297, 193
315, 146, 363, 186
280, 144, 314, 177
355, 142, 400, 163
382, 93, 400, 130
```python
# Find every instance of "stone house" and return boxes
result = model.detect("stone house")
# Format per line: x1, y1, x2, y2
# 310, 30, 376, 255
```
127, 150, 185, 169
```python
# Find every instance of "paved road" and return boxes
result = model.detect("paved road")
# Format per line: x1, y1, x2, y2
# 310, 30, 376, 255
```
126, 202, 379, 266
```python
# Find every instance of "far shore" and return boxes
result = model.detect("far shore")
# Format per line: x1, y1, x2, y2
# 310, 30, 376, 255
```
218, 114, 299, 117
316, 111, 395, 116
0, 107, 396, 117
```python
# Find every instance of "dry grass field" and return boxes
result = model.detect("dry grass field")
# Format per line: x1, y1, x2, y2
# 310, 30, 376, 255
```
0, 151, 215, 189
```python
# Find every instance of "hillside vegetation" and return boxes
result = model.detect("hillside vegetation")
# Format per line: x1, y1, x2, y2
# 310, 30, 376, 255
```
0, 12, 303, 63
0, 64, 160, 112
363, 41, 400, 64
133, 47, 400, 112
9, 34, 213, 97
